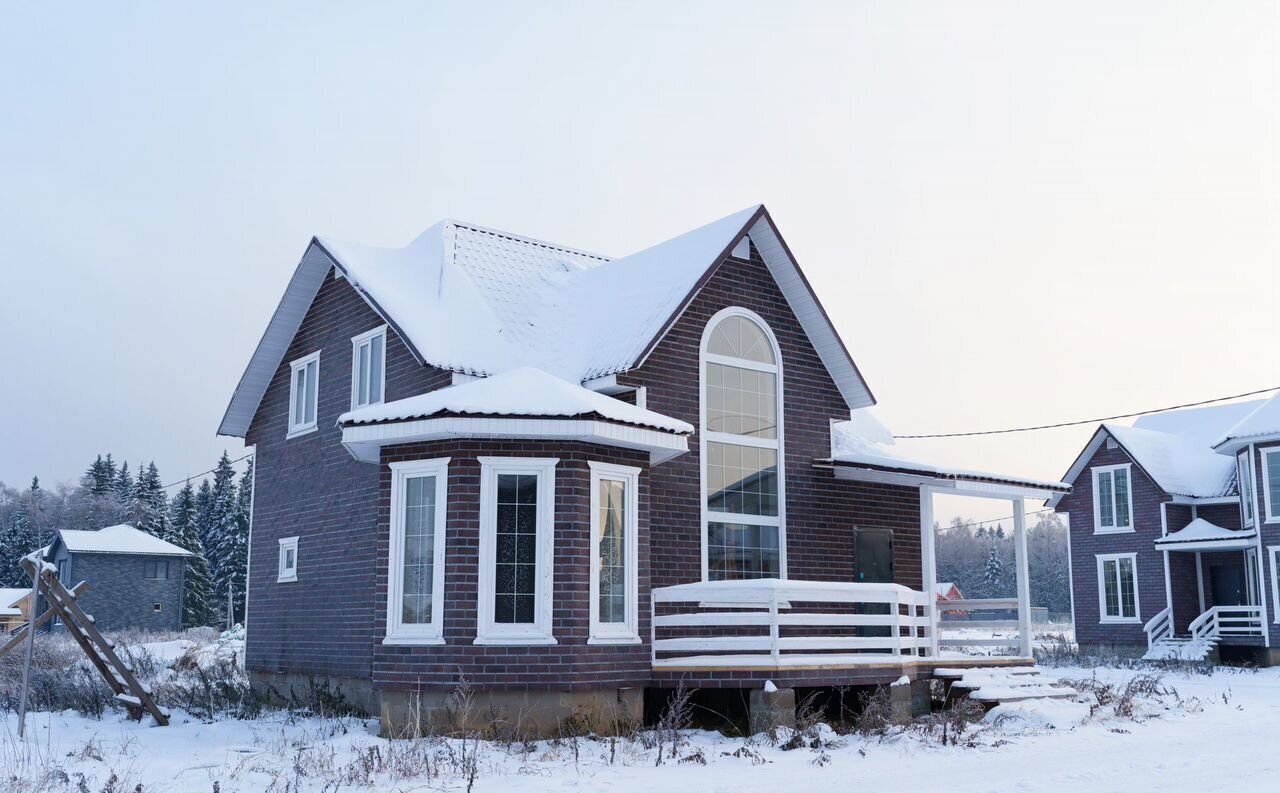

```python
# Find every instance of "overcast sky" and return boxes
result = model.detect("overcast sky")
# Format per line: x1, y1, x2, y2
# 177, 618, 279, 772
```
1, 2, 1276, 524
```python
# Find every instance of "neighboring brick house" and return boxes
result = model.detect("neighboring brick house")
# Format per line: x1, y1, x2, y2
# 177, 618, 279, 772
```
0, 588, 31, 634
41, 524, 192, 633
1049, 398, 1280, 665
219, 205, 1067, 733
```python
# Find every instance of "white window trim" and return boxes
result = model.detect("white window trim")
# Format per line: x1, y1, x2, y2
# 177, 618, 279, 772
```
350, 325, 387, 411
1096, 552, 1141, 623
699, 306, 787, 582
1269, 546, 1280, 624
287, 350, 321, 438
384, 458, 450, 645
1091, 464, 1134, 535
1261, 448, 1280, 524
475, 456, 559, 645
277, 536, 299, 583
588, 461, 641, 645
1239, 452, 1257, 528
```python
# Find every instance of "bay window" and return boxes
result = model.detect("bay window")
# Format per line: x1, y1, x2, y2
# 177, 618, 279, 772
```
588, 462, 640, 643
384, 458, 450, 644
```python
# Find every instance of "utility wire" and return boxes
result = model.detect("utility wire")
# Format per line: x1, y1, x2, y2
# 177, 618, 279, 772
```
935, 506, 1055, 532
894, 385, 1280, 439
160, 452, 254, 491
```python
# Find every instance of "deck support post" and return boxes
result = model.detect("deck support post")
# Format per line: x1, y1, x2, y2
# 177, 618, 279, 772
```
920, 485, 939, 658
1012, 498, 1032, 658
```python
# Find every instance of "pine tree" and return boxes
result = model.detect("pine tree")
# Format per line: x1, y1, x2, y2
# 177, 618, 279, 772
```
114, 462, 134, 501
84, 455, 112, 494
170, 480, 212, 627
131, 462, 170, 538
102, 454, 118, 485
208, 452, 244, 627
982, 543, 1005, 594
0, 511, 30, 587
194, 478, 215, 559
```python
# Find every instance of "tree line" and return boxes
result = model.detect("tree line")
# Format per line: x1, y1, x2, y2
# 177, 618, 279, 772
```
0, 452, 252, 629
934, 511, 1071, 618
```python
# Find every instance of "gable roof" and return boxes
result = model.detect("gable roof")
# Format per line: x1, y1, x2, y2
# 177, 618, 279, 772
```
48, 524, 193, 558
340, 366, 693, 434
1213, 393, 1280, 453
219, 206, 875, 437
0, 588, 28, 609
1046, 400, 1264, 508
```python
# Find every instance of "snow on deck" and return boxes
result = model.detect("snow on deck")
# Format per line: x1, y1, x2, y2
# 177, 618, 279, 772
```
339, 366, 693, 434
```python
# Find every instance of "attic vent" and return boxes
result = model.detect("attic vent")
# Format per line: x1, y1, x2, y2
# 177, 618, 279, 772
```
1106, 438, 1118, 450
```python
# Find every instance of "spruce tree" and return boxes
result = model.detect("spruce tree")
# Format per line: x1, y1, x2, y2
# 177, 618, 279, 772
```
84, 455, 111, 495
982, 543, 1005, 595
170, 480, 212, 627
208, 452, 243, 627
0, 511, 29, 587
132, 462, 170, 538
114, 462, 134, 501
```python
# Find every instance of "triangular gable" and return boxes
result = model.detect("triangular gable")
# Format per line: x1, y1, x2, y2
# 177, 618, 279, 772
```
1045, 425, 1169, 509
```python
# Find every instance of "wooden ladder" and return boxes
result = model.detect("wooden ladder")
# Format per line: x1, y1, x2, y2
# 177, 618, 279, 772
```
13, 557, 169, 725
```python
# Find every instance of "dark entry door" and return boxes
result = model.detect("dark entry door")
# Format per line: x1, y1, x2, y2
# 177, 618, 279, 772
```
855, 530, 894, 639
1209, 564, 1246, 607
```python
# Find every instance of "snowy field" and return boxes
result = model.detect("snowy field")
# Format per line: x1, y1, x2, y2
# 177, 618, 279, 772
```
1, 634, 1272, 793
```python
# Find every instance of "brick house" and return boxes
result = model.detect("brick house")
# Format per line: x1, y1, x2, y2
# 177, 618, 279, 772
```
219, 205, 1067, 733
42, 524, 192, 633
1049, 398, 1280, 664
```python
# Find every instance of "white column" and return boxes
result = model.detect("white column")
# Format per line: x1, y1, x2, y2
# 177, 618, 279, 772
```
920, 486, 939, 658
1012, 497, 1033, 658
1162, 549, 1173, 631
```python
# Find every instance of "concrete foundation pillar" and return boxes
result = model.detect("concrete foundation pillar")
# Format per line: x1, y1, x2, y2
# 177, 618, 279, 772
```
748, 687, 795, 735
889, 680, 932, 722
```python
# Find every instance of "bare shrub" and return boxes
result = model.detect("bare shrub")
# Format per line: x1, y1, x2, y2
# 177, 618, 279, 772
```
853, 686, 895, 738
653, 680, 694, 766
910, 697, 986, 746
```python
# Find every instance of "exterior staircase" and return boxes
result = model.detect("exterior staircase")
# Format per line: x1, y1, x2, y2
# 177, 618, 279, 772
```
1143, 634, 1218, 662
1142, 605, 1261, 662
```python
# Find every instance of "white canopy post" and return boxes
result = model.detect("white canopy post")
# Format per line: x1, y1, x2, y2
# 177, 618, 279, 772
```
1012, 498, 1033, 658
920, 485, 939, 658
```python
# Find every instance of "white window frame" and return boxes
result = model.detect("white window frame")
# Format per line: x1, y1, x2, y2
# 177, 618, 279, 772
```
1269, 546, 1280, 624
1239, 452, 1257, 528
1096, 552, 1141, 623
475, 457, 558, 645
699, 306, 787, 582
350, 325, 387, 411
277, 536, 299, 583
588, 461, 641, 644
1261, 448, 1280, 524
287, 350, 321, 438
384, 458, 450, 645
1091, 464, 1134, 535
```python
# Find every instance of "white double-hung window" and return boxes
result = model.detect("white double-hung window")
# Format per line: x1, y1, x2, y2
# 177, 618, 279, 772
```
1261, 448, 1280, 524
588, 461, 640, 644
350, 325, 386, 410
476, 457, 558, 645
1239, 452, 1256, 527
700, 308, 785, 581
288, 351, 320, 437
385, 458, 450, 644
1092, 464, 1132, 533
1097, 553, 1139, 622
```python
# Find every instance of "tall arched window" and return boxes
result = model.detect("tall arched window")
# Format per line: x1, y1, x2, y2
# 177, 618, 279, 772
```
701, 307, 785, 580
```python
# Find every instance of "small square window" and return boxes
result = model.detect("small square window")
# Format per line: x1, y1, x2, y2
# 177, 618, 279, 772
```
152, 602, 163, 613
278, 536, 300, 583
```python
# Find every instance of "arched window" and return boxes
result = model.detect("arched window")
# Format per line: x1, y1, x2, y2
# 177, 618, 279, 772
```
701, 308, 785, 580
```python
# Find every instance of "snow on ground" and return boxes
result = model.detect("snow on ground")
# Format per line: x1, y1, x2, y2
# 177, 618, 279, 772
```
2, 663, 1275, 793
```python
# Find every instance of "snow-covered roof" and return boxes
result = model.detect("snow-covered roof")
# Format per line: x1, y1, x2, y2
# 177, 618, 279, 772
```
1047, 400, 1265, 508
340, 366, 693, 434
827, 410, 1069, 493
1214, 393, 1280, 453
220, 205, 875, 437
1155, 518, 1255, 550
0, 588, 29, 609
52, 525, 193, 557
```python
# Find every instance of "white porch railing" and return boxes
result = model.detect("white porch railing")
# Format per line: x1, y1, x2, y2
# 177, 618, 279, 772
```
651, 580, 1015, 669
935, 598, 1027, 651
1189, 605, 1264, 641
1144, 606, 1173, 650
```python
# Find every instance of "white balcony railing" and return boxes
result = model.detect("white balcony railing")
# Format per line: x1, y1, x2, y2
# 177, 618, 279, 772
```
650, 579, 936, 669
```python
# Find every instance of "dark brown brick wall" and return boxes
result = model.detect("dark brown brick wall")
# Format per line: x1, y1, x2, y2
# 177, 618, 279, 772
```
244, 268, 450, 679
618, 248, 922, 593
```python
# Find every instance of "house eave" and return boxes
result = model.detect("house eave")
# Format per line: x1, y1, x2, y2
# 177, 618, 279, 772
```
816, 459, 1069, 501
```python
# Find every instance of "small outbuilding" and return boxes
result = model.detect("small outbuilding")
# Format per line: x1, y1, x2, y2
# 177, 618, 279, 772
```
42, 524, 192, 633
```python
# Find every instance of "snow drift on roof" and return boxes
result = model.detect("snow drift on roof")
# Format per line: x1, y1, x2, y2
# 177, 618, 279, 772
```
319, 208, 759, 382
339, 366, 694, 435
1215, 393, 1280, 450
55, 525, 193, 557
830, 410, 1068, 491
1104, 423, 1237, 499
1155, 518, 1255, 547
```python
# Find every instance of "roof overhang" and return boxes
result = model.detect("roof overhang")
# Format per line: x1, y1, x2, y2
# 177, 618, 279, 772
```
341, 415, 690, 465
817, 459, 1069, 501
1155, 529, 1257, 553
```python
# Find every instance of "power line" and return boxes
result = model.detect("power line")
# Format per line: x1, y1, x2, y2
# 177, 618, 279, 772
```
160, 452, 254, 491
894, 384, 1280, 440
935, 506, 1055, 532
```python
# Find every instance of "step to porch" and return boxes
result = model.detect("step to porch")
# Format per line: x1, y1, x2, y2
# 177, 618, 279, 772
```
1142, 636, 1219, 662
937, 667, 1078, 704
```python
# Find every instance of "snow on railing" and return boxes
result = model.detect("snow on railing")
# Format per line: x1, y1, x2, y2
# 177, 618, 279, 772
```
649, 580, 933, 668
1144, 607, 1173, 649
